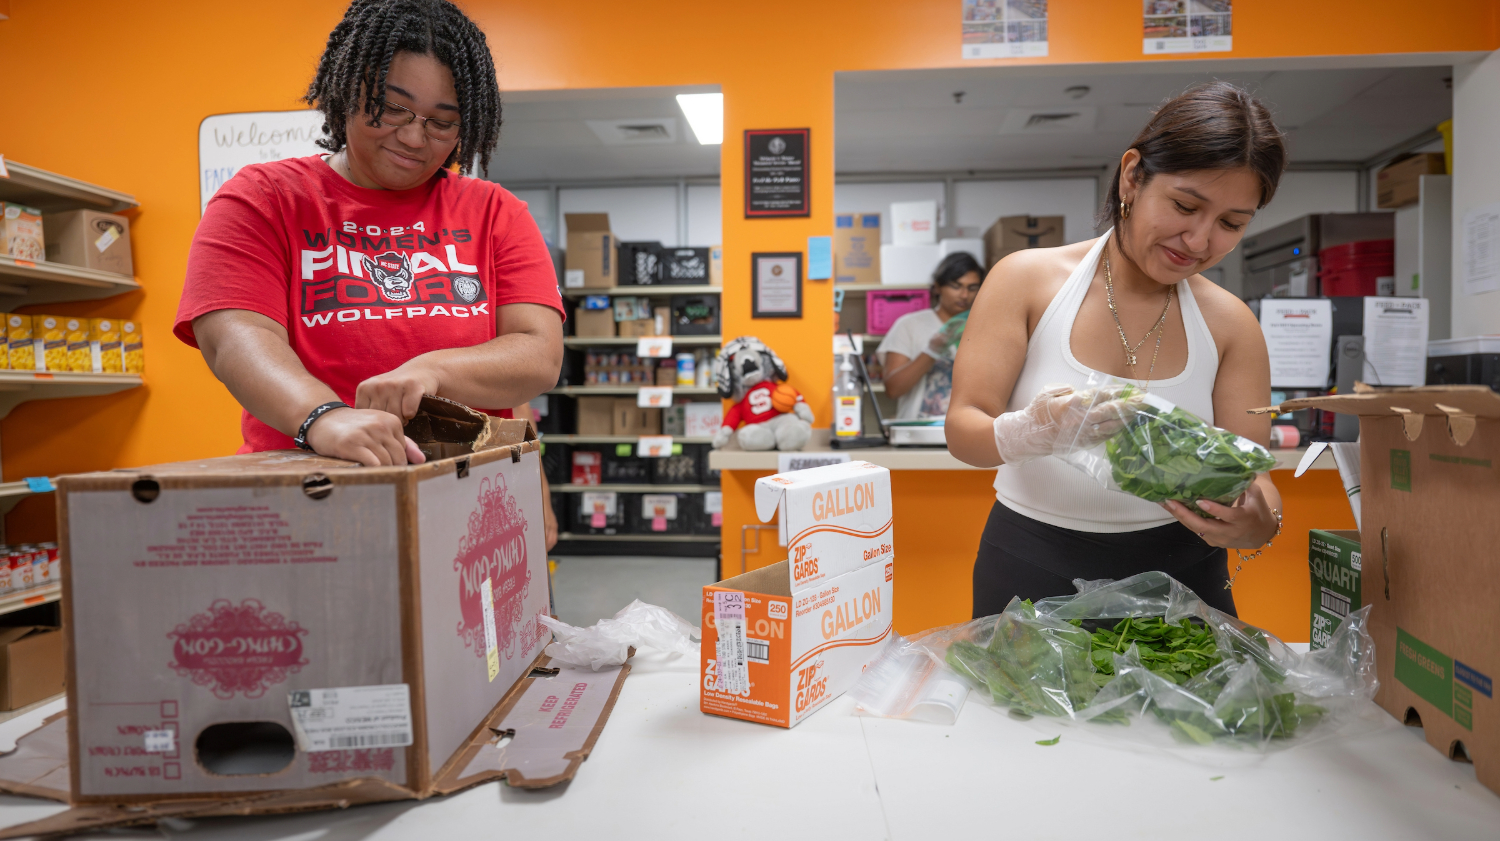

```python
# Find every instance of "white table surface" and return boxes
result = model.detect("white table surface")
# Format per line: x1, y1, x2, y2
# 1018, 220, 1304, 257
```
0, 652, 1495, 840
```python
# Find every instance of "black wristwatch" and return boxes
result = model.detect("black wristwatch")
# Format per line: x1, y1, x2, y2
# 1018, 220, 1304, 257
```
294, 401, 350, 451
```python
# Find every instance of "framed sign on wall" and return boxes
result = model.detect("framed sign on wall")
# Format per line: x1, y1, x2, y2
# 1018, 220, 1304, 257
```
751, 252, 803, 319
744, 128, 810, 218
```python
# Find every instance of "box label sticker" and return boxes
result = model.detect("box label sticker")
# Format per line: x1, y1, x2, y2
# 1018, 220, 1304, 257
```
1390, 449, 1411, 492
481, 577, 500, 682
289, 684, 415, 752
1456, 660, 1494, 698
1395, 627, 1473, 729
564, 269, 585, 289
637, 435, 673, 457
143, 729, 175, 754
638, 386, 673, 408
636, 336, 673, 358
94, 226, 120, 253
713, 591, 749, 696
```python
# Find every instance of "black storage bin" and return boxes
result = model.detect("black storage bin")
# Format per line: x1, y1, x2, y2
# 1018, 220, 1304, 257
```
662, 247, 710, 284
602, 443, 652, 484
652, 443, 705, 484
557, 347, 586, 387
636, 492, 697, 535
541, 441, 571, 485
535, 394, 576, 435
689, 491, 723, 531
569, 490, 633, 535
617, 241, 664, 285
700, 443, 721, 483
670, 294, 720, 335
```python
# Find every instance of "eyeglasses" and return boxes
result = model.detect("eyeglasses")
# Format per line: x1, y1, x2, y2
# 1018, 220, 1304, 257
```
942, 282, 983, 294
375, 100, 461, 140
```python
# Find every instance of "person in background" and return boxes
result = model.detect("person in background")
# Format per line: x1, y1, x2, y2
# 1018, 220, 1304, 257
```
876, 252, 985, 420
945, 81, 1287, 618
176, 0, 564, 466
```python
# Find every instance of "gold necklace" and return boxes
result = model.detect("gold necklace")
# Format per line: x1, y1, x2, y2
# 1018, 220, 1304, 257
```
1102, 243, 1173, 388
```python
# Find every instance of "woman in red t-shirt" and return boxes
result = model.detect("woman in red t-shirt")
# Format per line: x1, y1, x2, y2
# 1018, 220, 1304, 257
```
176, 0, 564, 471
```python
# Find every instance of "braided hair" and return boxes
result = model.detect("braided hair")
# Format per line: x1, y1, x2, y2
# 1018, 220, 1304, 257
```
305, 0, 501, 176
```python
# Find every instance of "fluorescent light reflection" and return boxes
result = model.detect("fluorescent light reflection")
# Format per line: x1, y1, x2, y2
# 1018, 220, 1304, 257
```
676, 93, 724, 145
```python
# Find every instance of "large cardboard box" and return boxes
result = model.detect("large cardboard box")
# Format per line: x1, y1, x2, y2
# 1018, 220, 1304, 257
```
573, 308, 615, 338
43, 210, 133, 276
46, 421, 624, 811
834, 212, 881, 285
577, 396, 615, 436
879, 244, 940, 286
891, 201, 936, 246
1270, 385, 1500, 795
563, 213, 616, 289
611, 399, 661, 436
983, 215, 1064, 269
1377, 153, 1446, 209
0, 626, 64, 711
701, 461, 894, 728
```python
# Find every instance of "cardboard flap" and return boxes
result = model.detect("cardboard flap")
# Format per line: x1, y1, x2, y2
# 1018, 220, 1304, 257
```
753, 474, 795, 523
0, 713, 70, 804
1253, 385, 1500, 420
564, 213, 611, 233
431, 660, 630, 793
403, 397, 535, 461
0, 627, 37, 647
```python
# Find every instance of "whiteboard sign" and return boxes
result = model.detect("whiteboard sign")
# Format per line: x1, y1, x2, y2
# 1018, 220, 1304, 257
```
198, 110, 326, 213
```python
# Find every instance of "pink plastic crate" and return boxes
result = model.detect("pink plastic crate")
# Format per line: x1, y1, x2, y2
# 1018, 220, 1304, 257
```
866, 289, 930, 335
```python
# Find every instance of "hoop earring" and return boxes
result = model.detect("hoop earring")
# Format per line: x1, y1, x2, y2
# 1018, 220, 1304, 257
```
1120, 201, 1132, 220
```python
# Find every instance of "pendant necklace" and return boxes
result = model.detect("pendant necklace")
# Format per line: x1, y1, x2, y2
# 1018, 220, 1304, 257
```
1102, 241, 1173, 389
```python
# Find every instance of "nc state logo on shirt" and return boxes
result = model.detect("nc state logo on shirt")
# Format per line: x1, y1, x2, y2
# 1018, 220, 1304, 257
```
362, 251, 415, 302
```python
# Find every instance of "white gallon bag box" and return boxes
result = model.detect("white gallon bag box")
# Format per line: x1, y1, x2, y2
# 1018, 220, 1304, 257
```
700, 461, 895, 728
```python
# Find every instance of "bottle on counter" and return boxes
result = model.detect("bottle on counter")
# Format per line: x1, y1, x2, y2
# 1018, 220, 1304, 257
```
833, 354, 862, 438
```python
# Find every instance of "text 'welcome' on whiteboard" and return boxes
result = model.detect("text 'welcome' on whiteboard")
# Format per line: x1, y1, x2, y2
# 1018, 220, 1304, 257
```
199, 110, 327, 214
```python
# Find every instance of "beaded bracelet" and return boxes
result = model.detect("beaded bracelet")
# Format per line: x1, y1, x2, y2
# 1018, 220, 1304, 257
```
1225, 507, 1283, 590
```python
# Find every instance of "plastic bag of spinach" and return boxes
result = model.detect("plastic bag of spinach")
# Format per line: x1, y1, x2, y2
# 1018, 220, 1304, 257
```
849, 571, 1378, 752
1053, 372, 1276, 515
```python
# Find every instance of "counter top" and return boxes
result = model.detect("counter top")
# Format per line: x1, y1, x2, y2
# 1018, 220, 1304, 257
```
709, 429, 1332, 473
3, 654, 1492, 839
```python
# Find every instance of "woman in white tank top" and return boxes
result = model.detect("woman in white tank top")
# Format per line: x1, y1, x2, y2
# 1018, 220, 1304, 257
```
946, 82, 1288, 618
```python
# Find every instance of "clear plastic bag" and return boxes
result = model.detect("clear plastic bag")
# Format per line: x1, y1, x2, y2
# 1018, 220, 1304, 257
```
848, 572, 1378, 751
1055, 372, 1276, 515
848, 634, 970, 724
540, 600, 700, 670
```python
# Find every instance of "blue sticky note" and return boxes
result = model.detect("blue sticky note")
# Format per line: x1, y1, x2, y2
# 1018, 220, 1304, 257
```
808, 236, 832, 280
25, 477, 54, 493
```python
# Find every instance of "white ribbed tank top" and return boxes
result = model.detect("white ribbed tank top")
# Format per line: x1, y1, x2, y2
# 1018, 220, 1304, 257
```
993, 232, 1220, 533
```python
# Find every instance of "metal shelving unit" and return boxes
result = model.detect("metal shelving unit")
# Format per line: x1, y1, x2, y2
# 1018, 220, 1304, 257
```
0, 372, 144, 419
0, 479, 54, 518
564, 335, 721, 348
542, 434, 713, 445
560, 284, 719, 298
549, 385, 718, 397
0, 583, 61, 618
0, 161, 141, 308
553, 483, 717, 493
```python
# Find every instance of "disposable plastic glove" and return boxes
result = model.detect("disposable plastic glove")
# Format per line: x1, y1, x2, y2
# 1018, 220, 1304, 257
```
993, 385, 1138, 466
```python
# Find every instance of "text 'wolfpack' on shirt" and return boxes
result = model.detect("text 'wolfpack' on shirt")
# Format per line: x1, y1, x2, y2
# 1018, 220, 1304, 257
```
298, 220, 491, 328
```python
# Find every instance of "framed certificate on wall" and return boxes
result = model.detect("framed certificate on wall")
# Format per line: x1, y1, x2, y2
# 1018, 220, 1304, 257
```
751, 252, 802, 319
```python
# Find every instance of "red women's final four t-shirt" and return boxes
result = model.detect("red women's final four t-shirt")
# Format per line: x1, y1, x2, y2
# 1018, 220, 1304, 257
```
176, 155, 564, 452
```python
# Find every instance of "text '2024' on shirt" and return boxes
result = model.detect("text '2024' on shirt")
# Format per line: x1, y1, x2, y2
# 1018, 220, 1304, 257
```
175, 155, 565, 453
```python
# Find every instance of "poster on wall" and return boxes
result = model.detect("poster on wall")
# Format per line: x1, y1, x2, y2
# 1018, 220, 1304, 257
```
1143, 0, 1232, 54
962, 0, 1048, 59
744, 129, 809, 218
199, 110, 326, 214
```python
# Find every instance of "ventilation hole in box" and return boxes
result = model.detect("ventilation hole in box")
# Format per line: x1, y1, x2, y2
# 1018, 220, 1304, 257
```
130, 478, 160, 504
489, 727, 515, 749
1403, 707, 1423, 728
1450, 740, 1473, 763
456, 457, 470, 479
196, 722, 295, 776
301, 473, 333, 500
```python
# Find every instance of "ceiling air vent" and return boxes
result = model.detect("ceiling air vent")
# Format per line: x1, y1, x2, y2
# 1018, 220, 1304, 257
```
999, 106, 1098, 135
586, 118, 679, 145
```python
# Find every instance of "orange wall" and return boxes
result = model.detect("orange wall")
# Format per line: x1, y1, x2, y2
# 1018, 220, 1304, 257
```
0, 1, 1491, 624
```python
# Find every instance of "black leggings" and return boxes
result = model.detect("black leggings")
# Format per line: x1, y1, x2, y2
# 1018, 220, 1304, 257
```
972, 501, 1237, 619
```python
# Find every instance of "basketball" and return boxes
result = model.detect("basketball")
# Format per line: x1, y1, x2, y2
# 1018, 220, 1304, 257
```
771, 383, 798, 413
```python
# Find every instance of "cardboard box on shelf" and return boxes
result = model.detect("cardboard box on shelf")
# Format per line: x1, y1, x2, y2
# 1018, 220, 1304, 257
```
1377, 153, 1446, 209
617, 318, 661, 339
90, 318, 122, 374
577, 396, 615, 436
0, 626, 64, 711
983, 215, 1064, 269
701, 461, 894, 728
32, 419, 627, 823
0, 203, 44, 262
1309, 529, 1361, 651
1265, 385, 1500, 796
709, 246, 724, 286
573, 309, 615, 338
32, 315, 66, 373
563, 213, 616, 289
890, 201, 937, 246
121, 320, 143, 374
879, 243, 940, 285
7, 314, 34, 371
938, 237, 984, 263
611, 399, 661, 436
834, 213, 881, 285
64, 317, 91, 373
42, 210, 133, 276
